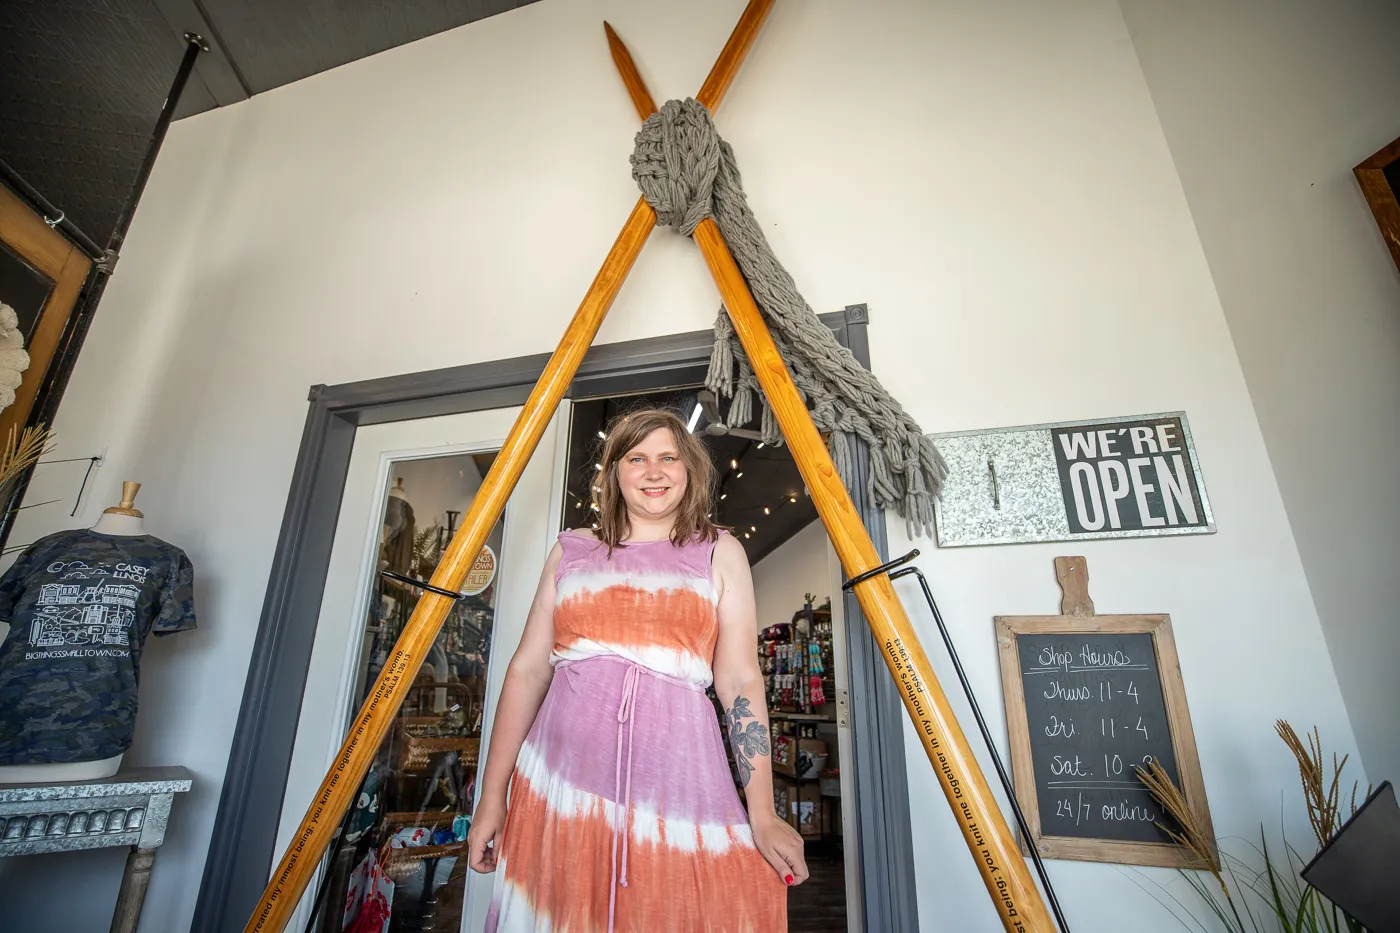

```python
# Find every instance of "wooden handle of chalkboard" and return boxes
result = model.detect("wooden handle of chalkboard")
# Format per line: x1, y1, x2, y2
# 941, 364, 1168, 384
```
1055, 556, 1095, 616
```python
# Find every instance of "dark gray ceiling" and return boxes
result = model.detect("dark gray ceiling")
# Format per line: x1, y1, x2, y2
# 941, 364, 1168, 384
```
0, 0, 540, 247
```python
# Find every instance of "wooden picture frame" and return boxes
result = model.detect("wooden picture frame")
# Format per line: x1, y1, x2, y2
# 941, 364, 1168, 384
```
1354, 135, 1400, 275
0, 182, 92, 439
995, 559, 1215, 868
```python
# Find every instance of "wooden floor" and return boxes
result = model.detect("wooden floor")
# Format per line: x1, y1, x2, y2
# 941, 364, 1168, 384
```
788, 840, 849, 933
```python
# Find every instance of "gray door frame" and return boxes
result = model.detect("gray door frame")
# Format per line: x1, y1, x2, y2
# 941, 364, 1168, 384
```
193, 304, 919, 932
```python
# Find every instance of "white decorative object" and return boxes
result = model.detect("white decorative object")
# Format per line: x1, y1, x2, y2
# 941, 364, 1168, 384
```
0, 303, 31, 414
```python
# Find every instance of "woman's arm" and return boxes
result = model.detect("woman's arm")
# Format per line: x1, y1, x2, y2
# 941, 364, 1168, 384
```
711, 534, 809, 886
467, 540, 562, 872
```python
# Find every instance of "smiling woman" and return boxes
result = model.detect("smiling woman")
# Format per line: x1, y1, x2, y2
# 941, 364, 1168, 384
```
592, 408, 718, 549
467, 407, 806, 933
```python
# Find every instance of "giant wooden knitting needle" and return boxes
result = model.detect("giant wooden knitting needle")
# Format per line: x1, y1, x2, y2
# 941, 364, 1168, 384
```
606, 27, 1057, 933
242, 4, 774, 931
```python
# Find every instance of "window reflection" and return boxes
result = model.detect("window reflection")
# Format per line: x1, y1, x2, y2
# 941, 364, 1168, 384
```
314, 451, 502, 933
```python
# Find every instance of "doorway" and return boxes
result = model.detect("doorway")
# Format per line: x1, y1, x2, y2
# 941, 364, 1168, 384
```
276, 406, 567, 933
197, 310, 920, 933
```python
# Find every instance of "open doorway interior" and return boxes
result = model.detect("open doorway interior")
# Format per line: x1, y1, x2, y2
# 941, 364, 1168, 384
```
563, 389, 856, 933
313, 449, 507, 933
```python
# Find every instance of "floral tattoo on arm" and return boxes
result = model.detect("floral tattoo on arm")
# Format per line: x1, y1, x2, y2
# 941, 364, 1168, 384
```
725, 695, 771, 788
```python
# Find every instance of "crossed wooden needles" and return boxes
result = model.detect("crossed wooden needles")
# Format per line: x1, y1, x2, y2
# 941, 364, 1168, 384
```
245, 3, 1056, 931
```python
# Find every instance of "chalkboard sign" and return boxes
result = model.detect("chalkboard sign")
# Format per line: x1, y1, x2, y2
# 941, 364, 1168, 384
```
996, 558, 1215, 867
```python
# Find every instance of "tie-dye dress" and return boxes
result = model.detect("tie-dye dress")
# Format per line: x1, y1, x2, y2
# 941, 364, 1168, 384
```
485, 530, 786, 932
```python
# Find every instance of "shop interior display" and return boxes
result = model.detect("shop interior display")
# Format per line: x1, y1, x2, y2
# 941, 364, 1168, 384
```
316, 461, 499, 933
0, 481, 197, 785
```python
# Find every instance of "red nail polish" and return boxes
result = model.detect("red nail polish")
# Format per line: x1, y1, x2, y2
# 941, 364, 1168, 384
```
784, 874, 794, 885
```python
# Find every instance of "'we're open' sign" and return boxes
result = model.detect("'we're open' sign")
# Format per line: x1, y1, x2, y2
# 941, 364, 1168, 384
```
1052, 416, 1207, 535
931, 413, 1215, 548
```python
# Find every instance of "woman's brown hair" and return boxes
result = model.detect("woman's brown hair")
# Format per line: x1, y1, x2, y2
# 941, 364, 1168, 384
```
592, 408, 720, 550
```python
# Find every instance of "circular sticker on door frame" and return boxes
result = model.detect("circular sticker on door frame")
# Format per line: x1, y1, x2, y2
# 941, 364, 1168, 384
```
462, 544, 497, 596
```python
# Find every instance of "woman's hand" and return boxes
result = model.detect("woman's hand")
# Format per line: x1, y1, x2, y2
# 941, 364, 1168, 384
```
467, 796, 506, 873
751, 809, 809, 886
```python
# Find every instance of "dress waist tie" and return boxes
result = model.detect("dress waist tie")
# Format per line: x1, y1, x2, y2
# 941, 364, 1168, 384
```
608, 662, 640, 933
569, 656, 701, 933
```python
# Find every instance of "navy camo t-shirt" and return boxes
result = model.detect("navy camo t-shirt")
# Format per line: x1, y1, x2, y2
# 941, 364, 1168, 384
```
0, 530, 196, 765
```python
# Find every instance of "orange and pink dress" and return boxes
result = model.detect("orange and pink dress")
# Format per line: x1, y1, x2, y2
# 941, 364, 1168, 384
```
485, 530, 786, 932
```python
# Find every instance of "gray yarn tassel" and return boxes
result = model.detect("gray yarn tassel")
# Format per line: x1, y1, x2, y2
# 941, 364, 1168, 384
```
632, 98, 948, 536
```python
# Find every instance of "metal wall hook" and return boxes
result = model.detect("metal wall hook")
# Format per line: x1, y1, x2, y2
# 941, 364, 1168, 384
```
43, 210, 64, 228
840, 549, 920, 591
886, 563, 1072, 933
841, 550, 1074, 933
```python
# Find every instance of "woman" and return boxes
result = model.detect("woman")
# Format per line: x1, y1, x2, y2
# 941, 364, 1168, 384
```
469, 407, 808, 932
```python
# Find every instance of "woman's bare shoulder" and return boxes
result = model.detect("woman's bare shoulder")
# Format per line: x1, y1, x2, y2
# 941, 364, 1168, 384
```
713, 532, 748, 562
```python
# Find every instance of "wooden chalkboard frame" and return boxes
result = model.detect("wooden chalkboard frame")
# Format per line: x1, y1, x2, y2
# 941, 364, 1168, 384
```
995, 557, 1216, 868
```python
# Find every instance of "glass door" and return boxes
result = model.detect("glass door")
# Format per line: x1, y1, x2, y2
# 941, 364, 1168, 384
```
277, 404, 569, 933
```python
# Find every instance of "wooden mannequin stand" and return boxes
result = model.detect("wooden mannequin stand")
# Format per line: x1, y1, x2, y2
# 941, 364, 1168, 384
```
245, 4, 1059, 931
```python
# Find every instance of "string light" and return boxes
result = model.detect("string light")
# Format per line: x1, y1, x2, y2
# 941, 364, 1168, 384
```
744, 532, 750, 539
730, 459, 738, 469
789, 495, 797, 503
720, 493, 727, 500
736, 472, 743, 478
757, 443, 765, 449
595, 463, 603, 471
597, 430, 607, 439
750, 525, 757, 532
763, 506, 770, 515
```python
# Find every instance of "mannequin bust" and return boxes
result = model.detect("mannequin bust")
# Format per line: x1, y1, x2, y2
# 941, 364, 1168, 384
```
90, 481, 148, 537
0, 482, 148, 785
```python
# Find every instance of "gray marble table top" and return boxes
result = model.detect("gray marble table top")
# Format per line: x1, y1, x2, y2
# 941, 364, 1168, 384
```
0, 766, 193, 857
0, 766, 193, 802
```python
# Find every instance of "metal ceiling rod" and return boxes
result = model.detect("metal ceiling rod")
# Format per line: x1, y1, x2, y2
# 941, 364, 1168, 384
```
105, 33, 209, 264
0, 159, 105, 263
0, 32, 207, 554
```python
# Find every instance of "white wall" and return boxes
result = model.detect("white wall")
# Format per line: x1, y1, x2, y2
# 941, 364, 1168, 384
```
1118, 0, 1400, 786
0, 1, 1371, 931
751, 519, 831, 628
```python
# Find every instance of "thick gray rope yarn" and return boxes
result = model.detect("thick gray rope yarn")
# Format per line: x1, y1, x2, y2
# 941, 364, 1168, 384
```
631, 98, 948, 536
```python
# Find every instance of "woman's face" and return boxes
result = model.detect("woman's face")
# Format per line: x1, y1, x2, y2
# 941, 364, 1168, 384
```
616, 426, 689, 523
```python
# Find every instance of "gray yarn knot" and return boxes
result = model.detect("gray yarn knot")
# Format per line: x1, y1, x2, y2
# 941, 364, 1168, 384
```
630, 98, 948, 537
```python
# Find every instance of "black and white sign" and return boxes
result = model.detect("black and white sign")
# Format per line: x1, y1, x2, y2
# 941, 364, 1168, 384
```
1052, 416, 1207, 535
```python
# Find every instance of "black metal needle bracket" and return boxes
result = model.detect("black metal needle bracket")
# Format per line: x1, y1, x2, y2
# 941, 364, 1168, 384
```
843, 549, 1074, 933
380, 569, 468, 601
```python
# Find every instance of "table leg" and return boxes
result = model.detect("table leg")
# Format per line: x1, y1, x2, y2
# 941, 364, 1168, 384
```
109, 846, 157, 933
